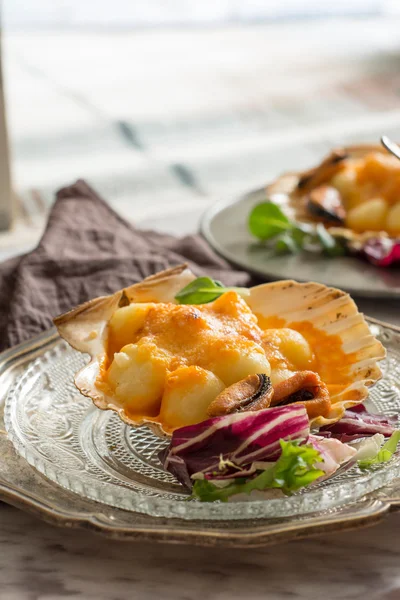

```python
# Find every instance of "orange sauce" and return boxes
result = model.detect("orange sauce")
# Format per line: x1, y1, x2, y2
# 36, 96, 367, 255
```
98, 354, 110, 379
99, 292, 267, 423
101, 295, 357, 424
258, 316, 286, 329
256, 314, 355, 393
105, 293, 263, 374
107, 329, 123, 361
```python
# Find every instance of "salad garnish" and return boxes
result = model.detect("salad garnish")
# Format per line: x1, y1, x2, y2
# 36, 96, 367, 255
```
358, 430, 400, 469
159, 405, 363, 501
248, 199, 400, 265
159, 405, 310, 488
319, 406, 398, 442
160, 400, 399, 502
248, 201, 292, 240
190, 440, 324, 502
362, 238, 400, 267
248, 200, 345, 257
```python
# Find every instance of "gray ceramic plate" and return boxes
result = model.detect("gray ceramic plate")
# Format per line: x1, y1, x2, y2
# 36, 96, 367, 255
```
201, 188, 400, 299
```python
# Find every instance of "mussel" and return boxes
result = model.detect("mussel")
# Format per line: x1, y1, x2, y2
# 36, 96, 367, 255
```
207, 374, 273, 417
297, 149, 348, 192
307, 185, 346, 225
208, 370, 332, 420
270, 371, 331, 420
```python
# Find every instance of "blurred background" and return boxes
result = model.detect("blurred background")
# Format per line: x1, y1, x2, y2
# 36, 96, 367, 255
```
2, 0, 400, 257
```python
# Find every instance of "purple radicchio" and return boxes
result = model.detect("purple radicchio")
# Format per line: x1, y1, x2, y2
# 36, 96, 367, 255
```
159, 405, 309, 488
362, 237, 400, 267
318, 406, 398, 442
308, 434, 357, 476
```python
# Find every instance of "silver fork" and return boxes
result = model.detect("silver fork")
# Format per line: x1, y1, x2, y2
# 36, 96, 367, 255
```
381, 135, 400, 161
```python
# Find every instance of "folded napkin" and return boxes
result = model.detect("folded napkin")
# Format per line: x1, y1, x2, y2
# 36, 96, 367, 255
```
0, 180, 255, 351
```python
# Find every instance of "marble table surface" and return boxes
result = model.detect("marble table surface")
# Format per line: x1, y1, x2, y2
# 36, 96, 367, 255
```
0, 503, 399, 600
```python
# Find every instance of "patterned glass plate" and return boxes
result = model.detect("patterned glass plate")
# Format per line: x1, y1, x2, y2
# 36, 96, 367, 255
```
4, 324, 400, 521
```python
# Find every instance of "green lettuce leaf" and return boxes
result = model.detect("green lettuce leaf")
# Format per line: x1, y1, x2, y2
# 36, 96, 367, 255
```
358, 430, 400, 469
191, 439, 324, 502
315, 224, 346, 257
175, 277, 249, 305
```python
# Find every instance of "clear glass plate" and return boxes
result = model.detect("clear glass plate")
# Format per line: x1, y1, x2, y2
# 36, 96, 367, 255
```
4, 323, 400, 521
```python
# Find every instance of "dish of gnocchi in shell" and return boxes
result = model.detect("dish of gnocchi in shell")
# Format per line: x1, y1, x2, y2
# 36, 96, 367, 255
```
247, 143, 400, 267
293, 144, 400, 235
54, 265, 385, 437
53, 265, 400, 502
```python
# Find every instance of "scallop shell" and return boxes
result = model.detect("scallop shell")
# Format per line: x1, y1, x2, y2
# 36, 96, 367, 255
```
54, 264, 385, 436
270, 143, 395, 245
248, 279, 385, 427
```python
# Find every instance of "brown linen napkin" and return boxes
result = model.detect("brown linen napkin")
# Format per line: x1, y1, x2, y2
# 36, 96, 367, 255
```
0, 180, 255, 351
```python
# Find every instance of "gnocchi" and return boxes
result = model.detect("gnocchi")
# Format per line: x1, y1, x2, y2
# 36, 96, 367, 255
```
346, 197, 389, 232
269, 367, 298, 386
107, 342, 167, 415
328, 152, 400, 234
104, 291, 275, 427
386, 202, 400, 234
210, 342, 271, 387
109, 303, 153, 352
330, 168, 362, 209
262, 328, 314, 371
159, 366, 225, 429
103, 292, 327, 431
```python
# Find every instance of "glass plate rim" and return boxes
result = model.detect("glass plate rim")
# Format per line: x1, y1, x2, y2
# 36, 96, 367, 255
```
4, 332, 400, 522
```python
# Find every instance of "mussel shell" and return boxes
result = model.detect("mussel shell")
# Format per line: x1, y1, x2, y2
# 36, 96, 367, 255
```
307, 185, 346, 225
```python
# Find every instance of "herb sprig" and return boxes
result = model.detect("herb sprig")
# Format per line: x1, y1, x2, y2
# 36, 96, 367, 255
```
249, 200, 345, 257
175, 277, 250, 305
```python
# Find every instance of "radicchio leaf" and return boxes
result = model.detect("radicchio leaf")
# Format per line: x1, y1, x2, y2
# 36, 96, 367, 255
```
191, 439, 324, 502
308, 434, 357, 476
318, 406, 398, 442
159, 405, 310, 488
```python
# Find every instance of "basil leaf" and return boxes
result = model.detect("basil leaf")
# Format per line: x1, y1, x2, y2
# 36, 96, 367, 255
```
175, 277, 249, 305
191, 439, 324, 502
358, 430, 400, 469
248, 201, 292, 240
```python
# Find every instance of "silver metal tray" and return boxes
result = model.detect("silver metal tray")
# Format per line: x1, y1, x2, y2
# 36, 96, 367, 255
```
0, 323, 400, 547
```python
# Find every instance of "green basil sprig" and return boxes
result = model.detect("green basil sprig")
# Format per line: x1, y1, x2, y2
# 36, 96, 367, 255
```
175, 277, 250, 305
248, 200, 345, 257
248, 201, 292, 240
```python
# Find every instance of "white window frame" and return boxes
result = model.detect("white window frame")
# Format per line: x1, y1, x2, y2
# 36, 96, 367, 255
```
0, 23, 12, 231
